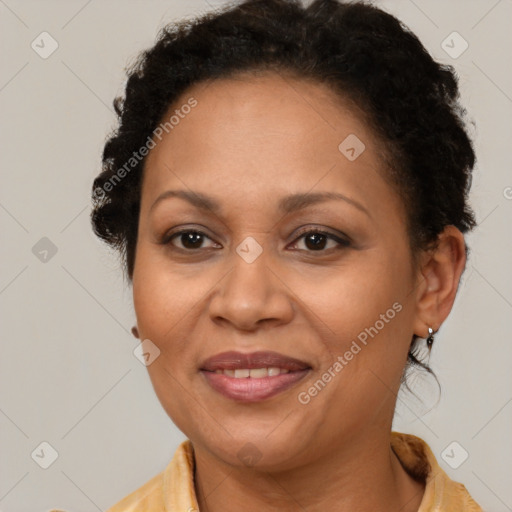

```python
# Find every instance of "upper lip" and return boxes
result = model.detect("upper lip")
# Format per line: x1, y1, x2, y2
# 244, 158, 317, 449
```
200, 351, 311, 372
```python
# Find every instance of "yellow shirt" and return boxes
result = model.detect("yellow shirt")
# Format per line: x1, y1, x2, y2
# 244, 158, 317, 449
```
56, 431, 484, 511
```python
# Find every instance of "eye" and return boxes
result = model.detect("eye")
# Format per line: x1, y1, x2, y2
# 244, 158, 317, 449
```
163, 229, 218, 251
162, 227, 350, 253
289, 228, 351, 252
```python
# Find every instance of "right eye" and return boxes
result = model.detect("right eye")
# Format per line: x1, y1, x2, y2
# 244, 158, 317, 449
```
162, 229, 220, 251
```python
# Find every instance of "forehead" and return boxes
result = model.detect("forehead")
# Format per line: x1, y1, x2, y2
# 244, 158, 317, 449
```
140, 72, 399, 220
146, 71, 375, 164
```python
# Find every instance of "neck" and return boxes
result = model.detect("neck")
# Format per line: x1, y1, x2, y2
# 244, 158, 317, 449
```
193, 429, 425, 512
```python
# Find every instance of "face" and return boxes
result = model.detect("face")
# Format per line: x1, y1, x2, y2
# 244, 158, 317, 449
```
132, 72, 422, 471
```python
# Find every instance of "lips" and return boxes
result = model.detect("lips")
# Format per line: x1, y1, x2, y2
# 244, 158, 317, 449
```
200, 350, 311, 372
199, 350, 312, 402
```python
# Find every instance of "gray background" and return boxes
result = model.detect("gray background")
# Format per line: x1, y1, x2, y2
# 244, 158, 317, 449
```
1, 0, 511, 510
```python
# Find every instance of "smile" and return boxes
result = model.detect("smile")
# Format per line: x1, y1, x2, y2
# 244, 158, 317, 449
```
199, 350, 311, 402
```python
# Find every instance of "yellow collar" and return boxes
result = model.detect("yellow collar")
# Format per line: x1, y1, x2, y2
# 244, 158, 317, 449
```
103, 431, 483, 511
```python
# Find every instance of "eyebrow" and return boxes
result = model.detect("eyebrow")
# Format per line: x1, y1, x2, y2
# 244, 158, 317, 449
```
149, 189, 370, 217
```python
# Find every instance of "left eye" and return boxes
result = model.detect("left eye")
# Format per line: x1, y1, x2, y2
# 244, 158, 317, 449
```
164, 229, 349, 253
290, 229, 350, 252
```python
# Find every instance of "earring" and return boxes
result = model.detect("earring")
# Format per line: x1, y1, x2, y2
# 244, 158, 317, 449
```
426, 327, 434, 349
131, 326, 139, 339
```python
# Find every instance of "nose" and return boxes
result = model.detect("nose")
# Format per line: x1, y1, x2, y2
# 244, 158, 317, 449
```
208, 246, 294, 331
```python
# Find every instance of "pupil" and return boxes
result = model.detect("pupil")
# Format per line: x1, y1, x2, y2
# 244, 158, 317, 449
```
305, 233, 326, 250
182, 232, 203, 249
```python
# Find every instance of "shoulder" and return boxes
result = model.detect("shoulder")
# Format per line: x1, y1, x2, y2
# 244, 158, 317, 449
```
48, 441, 196, 512
105, 439, 196, 512
104, 470, 166, 512
391, 431, 484, 512
48, 441, 193, 512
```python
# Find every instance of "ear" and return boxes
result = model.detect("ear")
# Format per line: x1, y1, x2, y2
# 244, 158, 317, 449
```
412, 226, 467, 338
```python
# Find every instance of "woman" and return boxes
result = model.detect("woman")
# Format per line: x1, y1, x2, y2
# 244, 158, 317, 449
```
90, 0, 483, 510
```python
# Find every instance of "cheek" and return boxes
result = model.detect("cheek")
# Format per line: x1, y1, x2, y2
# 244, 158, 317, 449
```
298, 285, 411, 433
303, 251, 414, 392
307, 255, 406, 335
132, 245, 206, 337
132, 253, 202, 429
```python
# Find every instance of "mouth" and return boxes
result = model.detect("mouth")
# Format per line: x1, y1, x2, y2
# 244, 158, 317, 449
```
200, 350, 312, 402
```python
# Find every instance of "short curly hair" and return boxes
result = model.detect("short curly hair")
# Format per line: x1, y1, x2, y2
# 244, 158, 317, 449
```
90, 0, 476, 384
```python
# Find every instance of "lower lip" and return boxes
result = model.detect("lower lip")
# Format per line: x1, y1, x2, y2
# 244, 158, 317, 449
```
201, 370, 310, 402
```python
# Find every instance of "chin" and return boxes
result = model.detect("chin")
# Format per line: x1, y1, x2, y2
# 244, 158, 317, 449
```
191, 428, 310, 471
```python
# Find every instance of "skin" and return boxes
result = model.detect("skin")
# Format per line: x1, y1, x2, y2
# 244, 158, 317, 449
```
131, 71, 467, 512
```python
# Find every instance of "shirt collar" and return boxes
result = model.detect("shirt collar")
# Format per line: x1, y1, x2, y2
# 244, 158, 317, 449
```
162, 431, 482, 511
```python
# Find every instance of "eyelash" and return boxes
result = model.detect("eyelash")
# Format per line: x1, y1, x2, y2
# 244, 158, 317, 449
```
161, 227, 351, 254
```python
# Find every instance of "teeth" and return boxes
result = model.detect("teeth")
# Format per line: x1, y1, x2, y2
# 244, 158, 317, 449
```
249, 368, 268, 378
213, 367, 291, 378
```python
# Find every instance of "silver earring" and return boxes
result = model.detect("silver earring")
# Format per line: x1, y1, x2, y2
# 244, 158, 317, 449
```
426, 327, 434, 349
